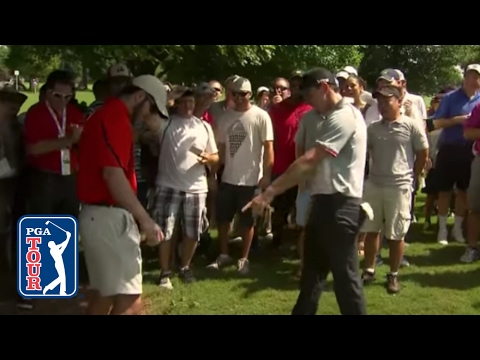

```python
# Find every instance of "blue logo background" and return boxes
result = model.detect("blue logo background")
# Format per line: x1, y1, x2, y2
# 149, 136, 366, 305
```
17, 216, 78, 299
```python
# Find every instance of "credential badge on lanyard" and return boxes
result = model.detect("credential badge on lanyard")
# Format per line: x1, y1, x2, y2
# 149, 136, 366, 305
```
46, 102, 71, 176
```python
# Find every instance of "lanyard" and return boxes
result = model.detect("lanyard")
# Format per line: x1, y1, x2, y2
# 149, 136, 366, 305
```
46, 101, 67, 136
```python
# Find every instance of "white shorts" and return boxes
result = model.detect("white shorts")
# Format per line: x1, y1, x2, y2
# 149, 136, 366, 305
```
296, 190, 311, 227
79, 205, 142, 297
361, 181, 412, 241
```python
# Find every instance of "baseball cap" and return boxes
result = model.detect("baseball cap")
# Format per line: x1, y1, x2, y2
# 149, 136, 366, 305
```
377, 69, 405, 82
0, 84, 27, 105
336, 71, 350, 80
373, 85, 401, 99
232, 77, 252, 93
108, 63, 132, 78
257, 86, 270, 94
465, 64, 480, 74
290, 70, 304, 81
132, 75, 168, 118
301, 68, 339, 90
343, 66, 358, 76
225, 75, 240, 85
194, 82, 215, 96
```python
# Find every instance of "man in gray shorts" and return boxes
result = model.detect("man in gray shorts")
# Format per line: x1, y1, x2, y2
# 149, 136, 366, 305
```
246, 68, 367, 315
362, 86, 428, 294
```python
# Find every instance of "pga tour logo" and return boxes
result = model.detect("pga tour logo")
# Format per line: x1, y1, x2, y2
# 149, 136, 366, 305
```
17, 216, 79, 299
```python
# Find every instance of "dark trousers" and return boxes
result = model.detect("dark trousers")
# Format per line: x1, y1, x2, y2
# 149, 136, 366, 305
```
292, 193, 366, 315
28, 169, 79, 217
271, 174, 297, 246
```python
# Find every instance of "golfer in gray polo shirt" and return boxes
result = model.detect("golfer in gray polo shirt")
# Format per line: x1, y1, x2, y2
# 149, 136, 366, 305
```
362, 85, 428, 294
244, 68, 367, 315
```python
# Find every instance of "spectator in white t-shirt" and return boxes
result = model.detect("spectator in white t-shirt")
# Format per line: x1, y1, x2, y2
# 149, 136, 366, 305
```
153, 88, 219, 289
207, 77, 274, 274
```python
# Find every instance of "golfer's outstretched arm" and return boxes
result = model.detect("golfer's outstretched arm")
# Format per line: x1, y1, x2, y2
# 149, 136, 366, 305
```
58, 238, 70, 254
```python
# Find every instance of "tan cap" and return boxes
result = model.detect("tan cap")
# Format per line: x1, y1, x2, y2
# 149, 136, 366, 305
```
466, 64, 480, 74
232, 77, 252, 93
108, 63, 132, 78
343, 66, 358, 76
225, 75, 240, 85
336, 71, 350, 80
132, 75, 168, 119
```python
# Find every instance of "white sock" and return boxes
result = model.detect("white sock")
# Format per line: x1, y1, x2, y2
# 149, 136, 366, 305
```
454, 216, 464, 230
438, 216, 448, 231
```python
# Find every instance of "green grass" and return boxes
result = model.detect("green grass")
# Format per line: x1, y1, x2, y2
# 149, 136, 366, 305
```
141, 194, 480, 315
20, 91, 95, 113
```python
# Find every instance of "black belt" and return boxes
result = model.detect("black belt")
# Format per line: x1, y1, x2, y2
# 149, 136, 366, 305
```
82, 202, 123, 209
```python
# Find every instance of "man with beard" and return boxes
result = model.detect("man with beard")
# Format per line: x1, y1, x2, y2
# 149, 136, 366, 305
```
77, 75, 168, 315
268, 73, 311, 248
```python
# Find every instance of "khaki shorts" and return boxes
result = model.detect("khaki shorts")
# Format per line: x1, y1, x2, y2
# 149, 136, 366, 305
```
79, 205, 142, 297
468, 156, 480, 213
361, 181, 412, 241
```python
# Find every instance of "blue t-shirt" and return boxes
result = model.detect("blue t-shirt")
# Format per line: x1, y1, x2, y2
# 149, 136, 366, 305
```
434, 88, 480, 146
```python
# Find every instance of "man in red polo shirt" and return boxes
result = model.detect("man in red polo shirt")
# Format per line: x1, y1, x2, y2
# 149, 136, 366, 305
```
24, 70, 84, 217
77, 75, 168, 316
268, 73, 312, 248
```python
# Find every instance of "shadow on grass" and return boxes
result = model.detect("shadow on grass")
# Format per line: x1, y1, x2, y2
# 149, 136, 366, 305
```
403, 268, 480, 291
407, 244, 466, 267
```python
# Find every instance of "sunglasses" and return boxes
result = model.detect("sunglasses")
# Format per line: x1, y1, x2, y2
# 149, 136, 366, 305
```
274, 86, 288, 92
213, 87, 222, 93
51, 91, 73, 101
232, 91, 249, 98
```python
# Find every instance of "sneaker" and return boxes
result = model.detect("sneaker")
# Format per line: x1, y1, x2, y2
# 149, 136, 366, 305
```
437, 228, 449, 245
400, 257, 410, 268
386, 274, 400, 294
158, 272, 173, 290
362, 270, 376, 285
460, 247, 480, 263
206, 254, 233, 270
237, 258, 250, 275
229, 236, 242, 244
16, 298, 33, 311
375, 254, 384, 266
452, 227, 466, 244
179, 267, 196, 284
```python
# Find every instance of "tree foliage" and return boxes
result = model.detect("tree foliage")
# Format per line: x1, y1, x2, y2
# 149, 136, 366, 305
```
2, 45, 476, 94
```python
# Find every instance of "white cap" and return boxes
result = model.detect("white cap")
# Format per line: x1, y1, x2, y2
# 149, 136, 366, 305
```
466, 64, 480, 74
343, 66, 358, 76
257, 86, 270, 94
232, 77, 252, 92
336, 71, 350, 80
132, 75, 168, 118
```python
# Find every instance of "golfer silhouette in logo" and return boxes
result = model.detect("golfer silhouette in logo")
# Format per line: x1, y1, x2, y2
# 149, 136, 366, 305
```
43, 221, 71, 296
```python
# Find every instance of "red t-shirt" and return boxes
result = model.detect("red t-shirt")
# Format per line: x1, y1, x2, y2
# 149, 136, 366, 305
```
77, 98, 137, 205
202, 111, 213, 125
269, 101, 312, 175
24, 102, 85, 174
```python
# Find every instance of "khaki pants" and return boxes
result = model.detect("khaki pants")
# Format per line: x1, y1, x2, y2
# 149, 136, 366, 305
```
361, 181, 412, 241
79, 205, 142, 297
